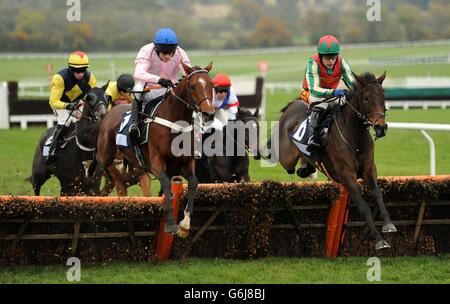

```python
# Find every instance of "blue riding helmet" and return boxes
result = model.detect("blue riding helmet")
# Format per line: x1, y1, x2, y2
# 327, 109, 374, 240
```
154, 28, 178, 54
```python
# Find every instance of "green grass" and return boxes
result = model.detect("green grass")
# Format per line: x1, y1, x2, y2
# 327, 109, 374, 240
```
1, 90, 450, 196
1, 43, 450, 82
1, 255, 449, 284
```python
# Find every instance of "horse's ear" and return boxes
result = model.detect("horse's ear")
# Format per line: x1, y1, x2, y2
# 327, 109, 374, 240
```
352, 72, 364, 86
101, 80, 110, 91
253, 107, 259, 118
204, 62, 213, 72
181, 61, 193, 75
377, 71, 387, 85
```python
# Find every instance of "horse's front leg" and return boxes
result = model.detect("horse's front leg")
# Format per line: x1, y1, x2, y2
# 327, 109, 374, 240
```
107, 164, 127, 196
363, 165, 397, 233
341, 169, 390, 250
177, 160, 198, 238
160, 171, 177, 233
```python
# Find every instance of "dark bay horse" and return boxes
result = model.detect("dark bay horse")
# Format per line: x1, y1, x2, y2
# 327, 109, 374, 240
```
196, 107, 260, 183
29, 87, 108, 196
273, 72, 396, 250
95, 63, 215, 237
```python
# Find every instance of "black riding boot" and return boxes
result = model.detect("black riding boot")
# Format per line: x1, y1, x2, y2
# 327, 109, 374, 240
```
297, 161, 316, 178
306, 110, 322, 152
129, 99, 141, 146
46, 125, 67, 164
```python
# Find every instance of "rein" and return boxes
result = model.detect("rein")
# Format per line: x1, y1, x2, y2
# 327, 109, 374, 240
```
169, 69, 212, 113
333, 80, 386, 151
75, 96, 107, 151
347, 80, 385, 128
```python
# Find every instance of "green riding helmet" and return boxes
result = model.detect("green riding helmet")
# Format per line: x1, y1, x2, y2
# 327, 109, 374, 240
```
317, 35, 340, 55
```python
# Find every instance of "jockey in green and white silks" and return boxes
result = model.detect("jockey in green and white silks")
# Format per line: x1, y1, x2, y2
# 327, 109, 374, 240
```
301, 35, 355, 151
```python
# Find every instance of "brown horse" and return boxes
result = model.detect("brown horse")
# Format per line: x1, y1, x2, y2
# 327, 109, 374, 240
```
273, 72, 396, 250
96, 62, 215, 236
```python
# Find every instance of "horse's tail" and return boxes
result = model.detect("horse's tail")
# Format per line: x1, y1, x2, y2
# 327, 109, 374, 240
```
262, 129, 279, 164
87, 159, 98, 177
280, 100, 296, 113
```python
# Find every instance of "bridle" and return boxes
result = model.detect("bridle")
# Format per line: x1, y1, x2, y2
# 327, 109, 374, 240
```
346, 80, 386, 128
80, 93, 108, 124
170, 69, 212, 113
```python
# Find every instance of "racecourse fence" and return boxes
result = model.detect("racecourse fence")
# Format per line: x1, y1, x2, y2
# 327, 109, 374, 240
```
0, 176, 449, 265
1, 39, 450, 60
0, 78, 265, 130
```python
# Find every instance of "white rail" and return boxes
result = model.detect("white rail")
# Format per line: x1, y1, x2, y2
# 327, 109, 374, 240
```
388, 122, 450, 175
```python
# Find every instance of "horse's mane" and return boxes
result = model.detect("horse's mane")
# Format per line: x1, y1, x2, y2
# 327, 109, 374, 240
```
238, 107, 252, 116
352, 72, 377, 89
280, 101, 296, 113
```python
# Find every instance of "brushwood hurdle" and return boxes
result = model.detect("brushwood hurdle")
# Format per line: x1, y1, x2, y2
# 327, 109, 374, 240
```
0, 176, 449, 265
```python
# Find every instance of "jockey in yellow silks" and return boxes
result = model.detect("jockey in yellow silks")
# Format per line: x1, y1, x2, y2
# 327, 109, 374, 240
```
105, 74, 135, 110
46, 51, 96, 163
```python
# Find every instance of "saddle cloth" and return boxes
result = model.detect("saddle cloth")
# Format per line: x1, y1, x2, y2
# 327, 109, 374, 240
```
115, 97, 164, 148
42, 125, 75, 156
116, 111, 149, 148
289, 117, 312, 156
289, 105, 339, 156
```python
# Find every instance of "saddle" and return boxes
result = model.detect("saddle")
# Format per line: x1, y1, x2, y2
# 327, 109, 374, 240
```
42, 125, 76, 157
289, 105, 340, 156
115, 96, 165, 148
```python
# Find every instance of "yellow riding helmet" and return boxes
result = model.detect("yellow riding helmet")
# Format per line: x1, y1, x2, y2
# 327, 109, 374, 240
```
68, 51, 90, 68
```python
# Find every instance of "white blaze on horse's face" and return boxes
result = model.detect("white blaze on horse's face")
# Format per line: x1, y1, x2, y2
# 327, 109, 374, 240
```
196, 76, 214, 114
198, 77, 206, 88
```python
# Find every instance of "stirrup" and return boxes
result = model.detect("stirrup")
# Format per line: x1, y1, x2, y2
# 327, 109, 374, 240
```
307, 136, 320, 151
129, 124, 140, 138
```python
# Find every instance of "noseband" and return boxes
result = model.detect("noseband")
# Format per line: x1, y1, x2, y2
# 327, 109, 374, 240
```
348, 80, 385, 128
82, 94, 108, 123
171, 69, 212, 112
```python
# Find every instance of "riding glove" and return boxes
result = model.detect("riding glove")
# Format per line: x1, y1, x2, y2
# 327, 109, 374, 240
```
158, 78, 174, 88
332, 89, 345, 98
65, 102, 78, 111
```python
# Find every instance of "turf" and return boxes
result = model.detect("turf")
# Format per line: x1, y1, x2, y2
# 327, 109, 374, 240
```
1, 255, 449, 284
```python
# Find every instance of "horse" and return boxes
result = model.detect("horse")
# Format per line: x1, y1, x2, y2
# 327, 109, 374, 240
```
196, 107, 260, 183
272, 71, 396, 250
95, 62, 215, 237
29, 87, 108, 196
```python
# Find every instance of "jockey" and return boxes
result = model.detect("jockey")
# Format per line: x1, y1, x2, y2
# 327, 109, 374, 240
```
46, 51, 97, 164
301, 35, 355, 152
208, 73, 239, 131
105, 73, 135, 110
129, 27, 191, 144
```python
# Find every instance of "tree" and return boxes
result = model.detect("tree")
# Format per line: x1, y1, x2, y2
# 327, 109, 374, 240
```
249, 16, 293, 47
9, 10, 45, 49
396, 4, 431, 40
65, 22, 93, 50
228, 0, 262, 30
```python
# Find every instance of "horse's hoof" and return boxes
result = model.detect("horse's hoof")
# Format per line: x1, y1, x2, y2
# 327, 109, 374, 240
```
164, 223, 177, 234
296, 167, 316, 178
375, 240, 391, 250
176, 225, 190, 239
382, 223, 397, 233
287, 169, 295, 175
